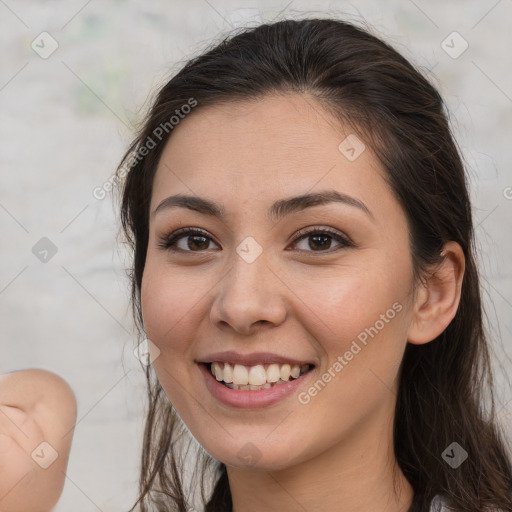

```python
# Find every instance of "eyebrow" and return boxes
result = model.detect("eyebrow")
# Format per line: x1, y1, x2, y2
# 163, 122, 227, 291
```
152, 190, 373, 222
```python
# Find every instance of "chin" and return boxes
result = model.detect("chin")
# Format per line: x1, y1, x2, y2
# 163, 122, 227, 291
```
202, 441, 302, 472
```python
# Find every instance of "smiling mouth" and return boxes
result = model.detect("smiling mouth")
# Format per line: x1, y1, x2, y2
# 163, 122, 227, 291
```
205, 362, 314, 391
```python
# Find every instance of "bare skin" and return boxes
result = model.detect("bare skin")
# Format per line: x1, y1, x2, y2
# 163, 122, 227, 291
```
141, 93, 465, 511
0, 369, 76, 512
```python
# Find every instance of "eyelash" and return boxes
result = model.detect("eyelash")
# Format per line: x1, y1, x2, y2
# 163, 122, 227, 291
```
157, 226, 353, 254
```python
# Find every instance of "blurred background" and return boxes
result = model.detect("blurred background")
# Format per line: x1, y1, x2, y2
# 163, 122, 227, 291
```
0, 0, 511, 510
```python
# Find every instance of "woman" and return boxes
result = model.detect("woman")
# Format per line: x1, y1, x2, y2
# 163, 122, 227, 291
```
115, 18, 512, 511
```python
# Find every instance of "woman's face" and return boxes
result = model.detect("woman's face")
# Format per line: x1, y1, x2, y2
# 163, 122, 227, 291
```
141, 93, 417, 470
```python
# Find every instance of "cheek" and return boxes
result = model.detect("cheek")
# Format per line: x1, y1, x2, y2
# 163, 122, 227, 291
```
294, 253, 413, 397
140, 264, 203, 409
140, 262, 193, 350
291, 267, 411, 435
302, 261, 409, 340
140, 269, 168, 340
140, 259, 217, 372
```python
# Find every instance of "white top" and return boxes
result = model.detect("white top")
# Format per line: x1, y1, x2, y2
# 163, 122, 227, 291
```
430, 495, 451, 511
431, 494, 505, 511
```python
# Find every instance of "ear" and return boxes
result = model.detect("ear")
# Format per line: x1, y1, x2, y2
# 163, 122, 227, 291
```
407, 241, 465, 345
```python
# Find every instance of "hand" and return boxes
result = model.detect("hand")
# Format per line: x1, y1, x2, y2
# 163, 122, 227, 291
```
0, 404, 44, 509
0, 370, 76, 512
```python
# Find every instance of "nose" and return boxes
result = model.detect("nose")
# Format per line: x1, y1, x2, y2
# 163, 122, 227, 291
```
209, 252, 288, 336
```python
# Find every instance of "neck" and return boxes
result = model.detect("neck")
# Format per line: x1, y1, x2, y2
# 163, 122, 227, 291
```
226, 407, 414, 512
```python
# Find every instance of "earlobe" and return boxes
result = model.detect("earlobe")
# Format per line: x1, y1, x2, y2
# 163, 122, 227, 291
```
407, 241, 465, 345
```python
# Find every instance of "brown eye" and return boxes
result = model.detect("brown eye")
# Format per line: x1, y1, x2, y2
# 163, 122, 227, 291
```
158, 228, 219, 252
291, 228, 352, 253
158, 226, 353, 254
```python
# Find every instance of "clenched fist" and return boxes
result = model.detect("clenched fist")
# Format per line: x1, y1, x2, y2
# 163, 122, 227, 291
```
0, 370, 76, 512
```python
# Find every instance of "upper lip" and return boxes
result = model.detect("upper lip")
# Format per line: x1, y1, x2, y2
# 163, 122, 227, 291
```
195, 351, 315, 367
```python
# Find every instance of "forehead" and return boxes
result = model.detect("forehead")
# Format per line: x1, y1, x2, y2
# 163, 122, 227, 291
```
151, 93, 392, 218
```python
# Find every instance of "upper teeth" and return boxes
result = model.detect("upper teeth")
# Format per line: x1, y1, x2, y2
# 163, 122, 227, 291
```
210, 362, 309, 385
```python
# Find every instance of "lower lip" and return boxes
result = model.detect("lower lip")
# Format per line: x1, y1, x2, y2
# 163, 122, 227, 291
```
198, 363, 314, 409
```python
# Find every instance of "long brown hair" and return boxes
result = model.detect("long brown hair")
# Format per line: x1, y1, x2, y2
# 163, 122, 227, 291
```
115, 17, 512, 512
